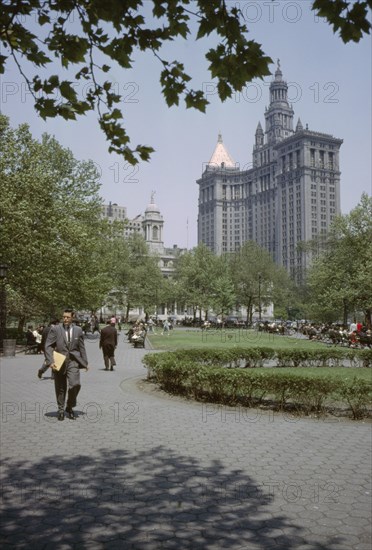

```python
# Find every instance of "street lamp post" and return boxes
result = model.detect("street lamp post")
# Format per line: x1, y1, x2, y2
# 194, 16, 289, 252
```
258, 273, 262, 321
0, 263, 9, 350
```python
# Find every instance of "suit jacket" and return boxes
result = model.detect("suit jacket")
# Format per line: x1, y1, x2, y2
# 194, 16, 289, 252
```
45, 323, 88, 369
99, 325, 118, 349
41, 324, 52, 353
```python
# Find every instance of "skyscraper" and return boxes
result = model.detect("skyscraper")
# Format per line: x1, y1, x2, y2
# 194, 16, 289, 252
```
197, 62, 343, 282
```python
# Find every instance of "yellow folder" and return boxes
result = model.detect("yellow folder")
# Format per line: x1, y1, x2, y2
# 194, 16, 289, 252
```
53, 351, 66, 371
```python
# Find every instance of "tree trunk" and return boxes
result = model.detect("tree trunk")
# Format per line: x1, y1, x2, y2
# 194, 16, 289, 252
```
364, 308, 371, 330
246, 298, 253, 325
342, 298, 348, 328
18, 316, 26, 336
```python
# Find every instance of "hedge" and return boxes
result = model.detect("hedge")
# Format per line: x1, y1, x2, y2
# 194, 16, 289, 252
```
143, 347, 371, 371
142, 349, 372, 419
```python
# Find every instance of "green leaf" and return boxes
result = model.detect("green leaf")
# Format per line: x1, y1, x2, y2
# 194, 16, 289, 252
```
184, 90, 209, 112
59, 81, 77, 101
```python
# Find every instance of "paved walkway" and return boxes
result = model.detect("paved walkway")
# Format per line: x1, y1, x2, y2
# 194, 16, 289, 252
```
0, 332, 371, 549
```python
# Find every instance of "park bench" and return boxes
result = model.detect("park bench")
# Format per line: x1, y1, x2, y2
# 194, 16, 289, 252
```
132, 333, 146, 348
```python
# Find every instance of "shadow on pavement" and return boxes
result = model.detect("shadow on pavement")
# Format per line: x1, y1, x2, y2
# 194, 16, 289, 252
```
0, 446, 345, 549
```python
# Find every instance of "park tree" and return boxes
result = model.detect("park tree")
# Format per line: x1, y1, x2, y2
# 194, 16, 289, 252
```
172, 251, 196, 318
111, 232, 164, 321
306, 194, 372, 327
270, 266, 303, 321
0, 114, 114, 328
209, 256, 236, 321
229, 241, 274, 323
1, 0, 370, 163
229, 241, 296, 323
157, 276, 181, 319
174, 243, 221, 321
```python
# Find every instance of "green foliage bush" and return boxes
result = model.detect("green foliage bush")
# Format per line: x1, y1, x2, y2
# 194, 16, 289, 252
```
143, 347, 372, 371
142, 349, 372, 419
4, 328, 26, 344
337, 378, 372, 419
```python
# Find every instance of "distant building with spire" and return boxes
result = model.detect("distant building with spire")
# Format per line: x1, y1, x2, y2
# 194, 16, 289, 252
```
102, 195, 186, 279
208, 132, 236, 168
197, 61, 343, 282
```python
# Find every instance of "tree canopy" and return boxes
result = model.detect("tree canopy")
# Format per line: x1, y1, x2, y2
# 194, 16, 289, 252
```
305, 194, 372, 326
0, 114, 115, 322
110, 232, 164, 320
229, 240, 296, 323
173, 242, 297, 323
174, 243, 221, 321
1, 0, 370, 163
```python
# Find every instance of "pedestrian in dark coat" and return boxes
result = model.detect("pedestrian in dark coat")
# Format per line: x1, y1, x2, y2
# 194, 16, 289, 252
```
99, 320, 118, 371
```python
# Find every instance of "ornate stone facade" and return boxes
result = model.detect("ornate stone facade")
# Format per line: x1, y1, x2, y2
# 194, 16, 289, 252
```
102, 195, 186, 278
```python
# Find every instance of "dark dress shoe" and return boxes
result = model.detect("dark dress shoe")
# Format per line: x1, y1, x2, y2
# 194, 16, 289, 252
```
37, 369, 42, 379
65, 408, 76, 420
58, 412, 64, 421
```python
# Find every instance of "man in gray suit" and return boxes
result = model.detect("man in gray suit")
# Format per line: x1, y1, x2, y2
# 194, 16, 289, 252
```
45, 308, 88, 421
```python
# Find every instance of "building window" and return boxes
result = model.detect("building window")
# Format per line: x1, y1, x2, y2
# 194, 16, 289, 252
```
310, 149, 315, 167
319, 150, 325, 169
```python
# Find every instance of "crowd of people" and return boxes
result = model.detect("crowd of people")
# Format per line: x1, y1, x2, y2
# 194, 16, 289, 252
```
25, 315, 371, 350
26, 315, 167, 349
298, 321, 372, 348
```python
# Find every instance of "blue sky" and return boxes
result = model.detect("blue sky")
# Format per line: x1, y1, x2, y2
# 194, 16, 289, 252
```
1, 1, 371, 248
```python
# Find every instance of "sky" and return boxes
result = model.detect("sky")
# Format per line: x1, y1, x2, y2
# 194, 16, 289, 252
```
1, 1, 371, 249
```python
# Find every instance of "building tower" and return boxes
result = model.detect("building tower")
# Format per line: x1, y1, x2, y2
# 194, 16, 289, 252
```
264, 60, 294, 145
197, 132, 240, 254
142, 191, 164, 254
197, 61, 343, 282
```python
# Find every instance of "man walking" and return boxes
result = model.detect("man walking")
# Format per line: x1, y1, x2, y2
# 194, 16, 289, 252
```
99, 319, 118, 371
45, 308, 88, 421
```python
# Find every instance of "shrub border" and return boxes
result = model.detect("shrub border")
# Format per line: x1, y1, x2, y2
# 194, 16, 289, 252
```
142, 348, 372, 420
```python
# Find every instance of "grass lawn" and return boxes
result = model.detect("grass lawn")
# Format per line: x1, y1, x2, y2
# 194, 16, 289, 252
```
145, 328, 372, 384
147, 327, 328, 351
